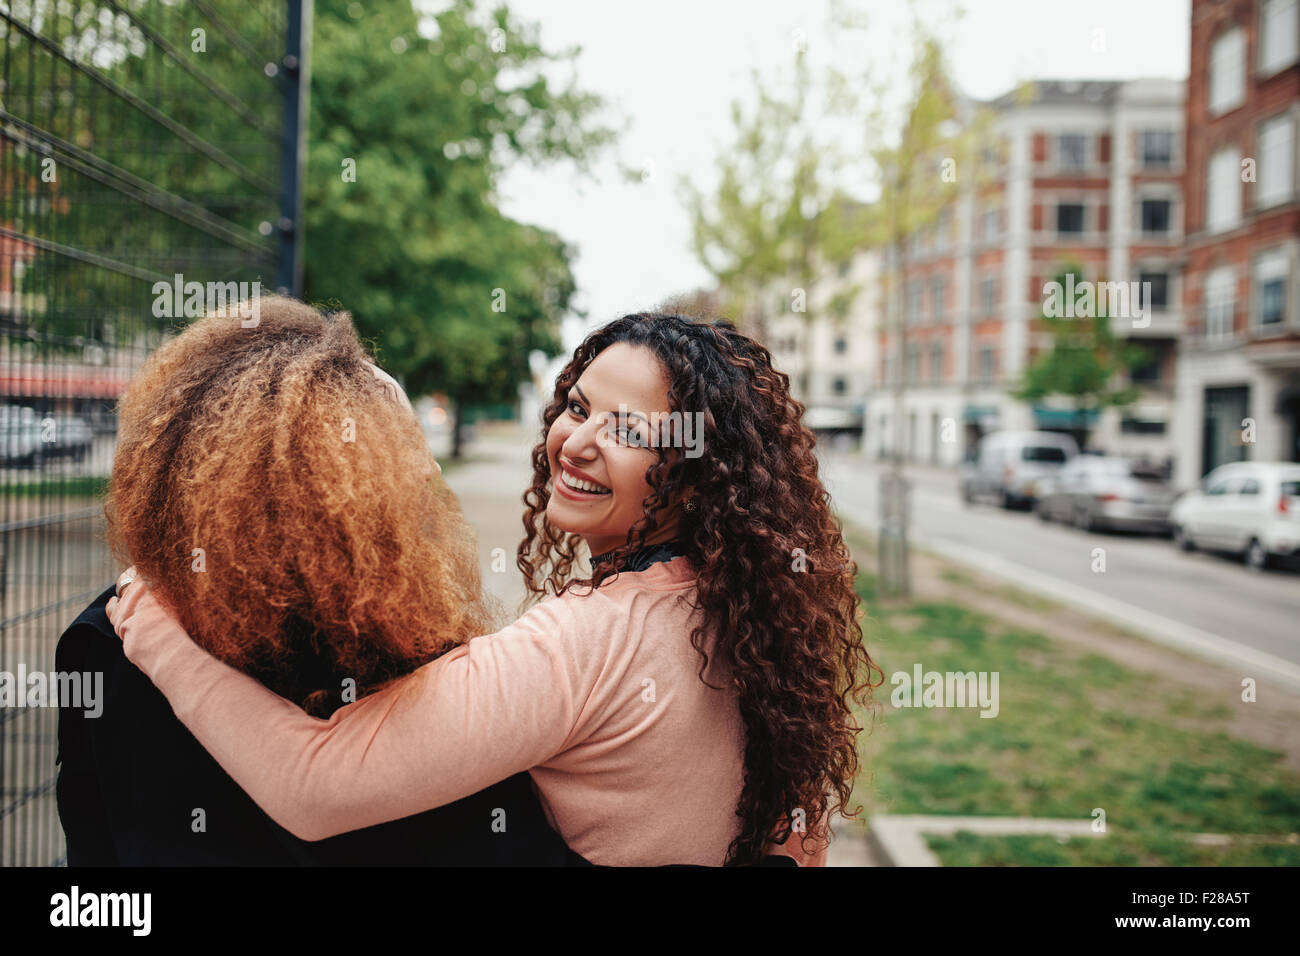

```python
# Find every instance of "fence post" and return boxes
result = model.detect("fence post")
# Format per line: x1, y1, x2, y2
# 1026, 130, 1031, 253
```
277, 0, 312, 297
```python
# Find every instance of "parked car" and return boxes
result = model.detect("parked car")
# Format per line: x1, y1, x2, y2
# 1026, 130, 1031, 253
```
45, 414, 94, 461
0, 406, 93, 466
1035, 456, 1175, 533
0, 405, 41, 466
961, 430, 1079, 509
1169, 461, 1300, 570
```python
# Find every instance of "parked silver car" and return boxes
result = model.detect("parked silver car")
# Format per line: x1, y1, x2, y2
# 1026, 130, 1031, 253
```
1035, 456, 1175, 533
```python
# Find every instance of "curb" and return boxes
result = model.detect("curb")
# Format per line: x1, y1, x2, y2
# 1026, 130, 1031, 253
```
866, 814, 1103, 866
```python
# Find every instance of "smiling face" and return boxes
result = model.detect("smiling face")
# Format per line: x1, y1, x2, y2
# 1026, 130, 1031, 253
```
545, 341, 683, 557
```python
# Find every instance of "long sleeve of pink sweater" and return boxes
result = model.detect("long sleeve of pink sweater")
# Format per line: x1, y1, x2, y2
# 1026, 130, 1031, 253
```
113, 558, 827, 866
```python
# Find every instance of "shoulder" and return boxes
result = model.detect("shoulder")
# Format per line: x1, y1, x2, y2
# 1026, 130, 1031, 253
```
56, 586, 125, 675
545, 556, 702, 653
476, 558, 699, 658
567, 555, 698, 606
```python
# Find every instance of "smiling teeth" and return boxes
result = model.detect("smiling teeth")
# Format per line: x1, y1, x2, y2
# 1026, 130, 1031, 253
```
562, 469, 610, 494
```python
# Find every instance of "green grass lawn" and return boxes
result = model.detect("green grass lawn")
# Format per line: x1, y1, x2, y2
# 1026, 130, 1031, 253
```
850, 564, 1300, 866
4, 476, 109, 498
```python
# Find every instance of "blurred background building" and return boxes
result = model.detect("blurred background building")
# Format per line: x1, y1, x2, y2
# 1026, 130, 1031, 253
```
1174, 0, 1300, 488
819, 0, 1300, 484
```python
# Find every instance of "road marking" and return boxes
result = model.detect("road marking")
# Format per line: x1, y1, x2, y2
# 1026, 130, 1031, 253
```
836, 499, 1300, 694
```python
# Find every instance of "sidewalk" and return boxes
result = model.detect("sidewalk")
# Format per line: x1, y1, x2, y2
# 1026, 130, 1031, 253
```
440, 423, 539, 615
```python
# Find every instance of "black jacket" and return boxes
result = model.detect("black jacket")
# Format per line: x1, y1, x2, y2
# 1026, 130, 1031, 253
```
55, 586, 589, 866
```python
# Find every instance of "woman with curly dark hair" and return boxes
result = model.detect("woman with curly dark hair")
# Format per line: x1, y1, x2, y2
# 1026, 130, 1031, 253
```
108, 311, 882, 866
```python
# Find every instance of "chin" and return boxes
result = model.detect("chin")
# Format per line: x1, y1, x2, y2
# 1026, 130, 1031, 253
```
544, 502, 581, 534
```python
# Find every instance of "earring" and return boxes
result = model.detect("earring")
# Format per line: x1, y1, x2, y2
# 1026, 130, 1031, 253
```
683, 497, 697, 513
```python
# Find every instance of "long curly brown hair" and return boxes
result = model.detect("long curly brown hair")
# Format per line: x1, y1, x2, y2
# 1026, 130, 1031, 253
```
106, 295, 493, 715
518, 312, 883, 864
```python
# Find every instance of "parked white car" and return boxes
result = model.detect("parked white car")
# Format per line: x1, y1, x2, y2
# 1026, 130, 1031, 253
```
1169, 461, 1300, 570
1, 405, 41, 466
0, 406, 94, 466
961, 430, 1079, 509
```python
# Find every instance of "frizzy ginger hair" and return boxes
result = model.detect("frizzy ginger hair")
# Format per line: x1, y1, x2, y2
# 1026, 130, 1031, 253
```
106, 295, 493, 714
517, 312, 884, 865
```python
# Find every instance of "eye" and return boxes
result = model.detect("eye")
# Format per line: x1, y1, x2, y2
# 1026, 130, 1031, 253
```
618, 425, 648, 448
566, 399, 587, 419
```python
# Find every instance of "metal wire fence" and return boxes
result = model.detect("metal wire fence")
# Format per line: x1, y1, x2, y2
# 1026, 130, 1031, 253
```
0, 0, 304, 866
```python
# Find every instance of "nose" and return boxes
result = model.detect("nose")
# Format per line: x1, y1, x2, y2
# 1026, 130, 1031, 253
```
561, 410, 608, 463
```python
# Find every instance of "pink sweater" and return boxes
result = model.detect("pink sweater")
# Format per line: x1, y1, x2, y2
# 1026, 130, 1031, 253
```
114, 557, 827, 866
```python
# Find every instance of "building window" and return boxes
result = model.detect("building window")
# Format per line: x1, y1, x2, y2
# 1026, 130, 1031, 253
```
931, 277, 946, 322
1056, 202, 1085, 235
1057, 133, 1087, 171
908, 281, 923, 324
1206, 149, 1242, 233
1209, 27, 1246, 115
1256, 114, 1296, 208
980, 275, 999, 315
935, 209, 951, 250
929, 342, 944, 383
982, 207, 1000, 242
1260, 0, 1300, 75
833, 336, 848, 355
905, 344, 920, 383
1255, 249, 1289, 328
1129, 352, 1163, 385
978, 346, 996, 385
1120, 418, 1167, 435
1140, 198, 1172, 235
1141, 130, 1174, 168
832, 376, 847, 396
1139, 270, 1169, 311
1204, 266, 1236, 340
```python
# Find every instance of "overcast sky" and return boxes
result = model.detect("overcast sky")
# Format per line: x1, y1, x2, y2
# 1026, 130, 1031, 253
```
492, 0, 1191, 346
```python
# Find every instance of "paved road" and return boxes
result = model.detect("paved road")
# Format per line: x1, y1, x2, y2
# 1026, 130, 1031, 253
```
820, 452, 1300, 675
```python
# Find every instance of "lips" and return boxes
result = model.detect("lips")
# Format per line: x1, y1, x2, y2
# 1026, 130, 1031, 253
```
557, 463, 611, 498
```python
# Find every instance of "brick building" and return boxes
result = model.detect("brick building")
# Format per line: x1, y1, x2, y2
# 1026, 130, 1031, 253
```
866, 78, 1186, 467
766, 247, 881, 442
1174, 0, 1300, 488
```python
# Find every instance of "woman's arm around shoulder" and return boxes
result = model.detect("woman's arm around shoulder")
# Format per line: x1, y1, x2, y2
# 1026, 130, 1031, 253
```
108, 582, 603, 840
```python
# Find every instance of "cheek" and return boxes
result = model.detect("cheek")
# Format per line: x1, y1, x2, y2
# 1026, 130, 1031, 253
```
608, 453, 654, 507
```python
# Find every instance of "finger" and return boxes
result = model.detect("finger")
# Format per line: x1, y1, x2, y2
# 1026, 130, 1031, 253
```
106, 595, 119, 626
115, 564, 138, 597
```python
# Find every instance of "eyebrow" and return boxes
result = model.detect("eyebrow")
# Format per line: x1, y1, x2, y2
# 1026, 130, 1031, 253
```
571, 382, 649, 424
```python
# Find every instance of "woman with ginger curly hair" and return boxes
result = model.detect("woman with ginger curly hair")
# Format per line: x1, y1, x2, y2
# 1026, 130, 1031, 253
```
57, 295, 584, 865
108, 311, 882, 866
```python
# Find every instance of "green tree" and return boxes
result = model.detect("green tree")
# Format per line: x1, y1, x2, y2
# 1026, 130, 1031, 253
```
303, 0, 614, 455
1014, 265, 1149, 448
682, 8, 991, 598
681, 38, 863, 387
871, 31, 994, 597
